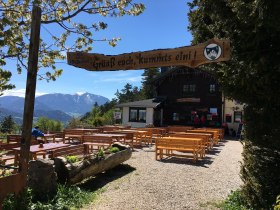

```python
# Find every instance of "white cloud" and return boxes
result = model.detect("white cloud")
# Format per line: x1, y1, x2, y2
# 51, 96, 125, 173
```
1, 89, 47, 97
75, 91, 86, 95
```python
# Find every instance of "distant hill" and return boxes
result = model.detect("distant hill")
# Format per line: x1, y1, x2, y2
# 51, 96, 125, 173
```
36, 93, 109, 115
0, 107, 23, 124
0, 92, 110, 124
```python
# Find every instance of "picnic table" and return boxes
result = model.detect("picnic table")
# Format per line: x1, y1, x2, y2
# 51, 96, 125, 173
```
121, 129, 148, 146
104, 131, 135, 148
187, 129, 220, 145
12, 142, 70, 166
91, 133, 127, 144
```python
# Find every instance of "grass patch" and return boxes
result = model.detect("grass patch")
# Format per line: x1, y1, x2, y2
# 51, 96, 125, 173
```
199, 200, 224, 209
2, 163, 135, 209
3, 184, 104, 210
220, 190, 253, 210
200, 190, 253, 210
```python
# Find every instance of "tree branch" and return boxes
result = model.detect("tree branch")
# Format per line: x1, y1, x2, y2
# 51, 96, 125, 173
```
41, 0, 92, 24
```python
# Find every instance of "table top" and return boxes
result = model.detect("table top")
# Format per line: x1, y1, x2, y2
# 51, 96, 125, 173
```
184, 132, 212, 136
160, 136, 203, 141
11, 142, 70, 153
66, 128, 100, 131
121, 130, 147, 133
187, 129, 217, 134
43, 134, 56, 137
170, 131, 212, 135
91, 133, 126, 137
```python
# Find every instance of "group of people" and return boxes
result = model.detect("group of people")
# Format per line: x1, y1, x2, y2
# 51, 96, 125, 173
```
193, 114, 206, 127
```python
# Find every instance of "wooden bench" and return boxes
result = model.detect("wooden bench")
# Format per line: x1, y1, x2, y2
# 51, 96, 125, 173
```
7, 135, 22, 144
63, 129, 85, 143
169, 133, 212, 151
0, 154, 16, 166
49, 132, 65, 143
187, 129, 220, 145
198, 128, 224, 140
48, 144, 85, 159
83, 135, 113, 153
100, 126, 120, 132
136, 128, 154, 145
0, 143, 21, 166
167, 126, 194, 134
7, 134, 38, 145
155, 137, 204, 162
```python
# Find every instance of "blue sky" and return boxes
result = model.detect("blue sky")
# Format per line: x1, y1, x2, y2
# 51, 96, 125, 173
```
4, 0, 192, 100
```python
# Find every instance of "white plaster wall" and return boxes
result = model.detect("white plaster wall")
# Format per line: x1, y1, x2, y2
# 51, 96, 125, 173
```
224, 99, 244, 131
146, 108, 154, 125
122, 107, 130, 125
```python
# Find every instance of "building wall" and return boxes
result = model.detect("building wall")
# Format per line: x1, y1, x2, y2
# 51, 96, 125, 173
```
146, 108, 154, 126
223, 99, 244, 132
121, 107, 154, 128
155, 68, 222, 127
122, 107, 129, 125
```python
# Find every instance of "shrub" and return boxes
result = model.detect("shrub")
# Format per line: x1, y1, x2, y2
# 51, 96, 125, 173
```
95, 148, 105, 160
3, 184, 96, 210
109, 147, 120, 154
65, 155, 78, 163
1, 169, 12, 177
3, 188, 32, 210
275, 195, 280, 210
220, 190, 252, 210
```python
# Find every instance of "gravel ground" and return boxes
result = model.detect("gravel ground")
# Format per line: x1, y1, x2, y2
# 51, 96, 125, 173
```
81, 138, 243, 210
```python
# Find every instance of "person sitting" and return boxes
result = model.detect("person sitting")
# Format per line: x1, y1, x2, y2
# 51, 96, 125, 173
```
32, 126, 45, 144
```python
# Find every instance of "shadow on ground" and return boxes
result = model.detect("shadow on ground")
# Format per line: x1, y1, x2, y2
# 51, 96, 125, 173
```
77, 164, 136, 192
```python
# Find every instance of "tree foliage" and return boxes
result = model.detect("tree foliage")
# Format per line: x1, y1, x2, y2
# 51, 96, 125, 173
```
187, 0, 280, 208
0, 69, 15, 96
188, 0, 280, 106
0, 115, 16, 133
80, 100, 117, 126
0, 0, 145, 93
115, 83, 143, 103
141, 67, 160, 98
66, 117, 84, 129
34, 116, 63, 132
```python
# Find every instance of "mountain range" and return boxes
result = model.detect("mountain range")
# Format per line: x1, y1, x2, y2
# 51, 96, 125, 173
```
0, 92, 109, 124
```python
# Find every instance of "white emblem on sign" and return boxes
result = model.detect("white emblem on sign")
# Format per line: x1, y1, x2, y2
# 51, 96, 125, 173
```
204, 43, 222, 61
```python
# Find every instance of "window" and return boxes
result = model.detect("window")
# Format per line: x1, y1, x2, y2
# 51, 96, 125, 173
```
209, 108, 217, 115
209, 84, 216, 93
234, 111, 242, 123
183, 84, 196, 93
129, 108, 146, 122
172, 113, 179, 121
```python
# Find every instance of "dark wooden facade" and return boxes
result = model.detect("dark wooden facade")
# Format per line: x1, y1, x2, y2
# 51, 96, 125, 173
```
153, 67, 223, 127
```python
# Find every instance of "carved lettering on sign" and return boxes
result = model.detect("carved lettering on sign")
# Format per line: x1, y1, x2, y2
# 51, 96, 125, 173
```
67, 38, 230, 71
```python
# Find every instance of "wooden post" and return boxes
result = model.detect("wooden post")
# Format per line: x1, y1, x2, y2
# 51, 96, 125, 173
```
19, 5, 41, 186
0, 6, 41, 210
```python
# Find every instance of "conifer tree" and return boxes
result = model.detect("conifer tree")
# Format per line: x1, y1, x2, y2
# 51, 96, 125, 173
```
188, 0, 280, 208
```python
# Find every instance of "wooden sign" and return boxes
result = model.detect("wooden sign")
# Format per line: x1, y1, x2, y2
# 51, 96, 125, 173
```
177, 98, 201, 103
67, 38, 230, 71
